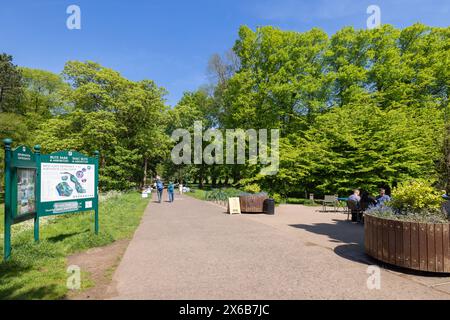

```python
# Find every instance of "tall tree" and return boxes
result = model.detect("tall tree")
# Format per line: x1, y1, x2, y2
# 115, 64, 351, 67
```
0, 53, 24, 114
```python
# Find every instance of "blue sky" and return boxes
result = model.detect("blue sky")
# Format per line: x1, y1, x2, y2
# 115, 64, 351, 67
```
1, 0, 449, 106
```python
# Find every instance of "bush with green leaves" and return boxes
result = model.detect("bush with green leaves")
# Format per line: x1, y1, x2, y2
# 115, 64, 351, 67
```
271, 193, 282, 204
390, 181, 445, 214
367, 180, 447, 223
204, 188, 243, 201
242, 184, 261, 194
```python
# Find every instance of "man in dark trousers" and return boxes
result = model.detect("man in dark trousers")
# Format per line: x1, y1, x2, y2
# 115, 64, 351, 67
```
156, 179, 164, 203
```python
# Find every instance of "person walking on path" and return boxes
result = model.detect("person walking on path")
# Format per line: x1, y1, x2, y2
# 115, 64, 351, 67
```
168, 181, 175, 203
178, 181, 183, 195
156, 179, 164, 203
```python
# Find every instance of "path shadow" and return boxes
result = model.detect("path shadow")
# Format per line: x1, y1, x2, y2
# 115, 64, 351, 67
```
0, 259, 61, 299
315, 209, 348, 214
290, 219, 364, 246
221, 211, 269, 216
290, 220, 450, 277
334, 244, 374, 265
290, 220, 372, 268
0, 283, 60, 300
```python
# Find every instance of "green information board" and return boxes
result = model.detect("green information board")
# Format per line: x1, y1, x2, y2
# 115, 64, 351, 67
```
3, 139, 99, 261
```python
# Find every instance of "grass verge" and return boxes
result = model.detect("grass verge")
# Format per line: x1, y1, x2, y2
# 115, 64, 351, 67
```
0, 192, 149, 299
186, 189, 207, 201
282, 198, 320, 206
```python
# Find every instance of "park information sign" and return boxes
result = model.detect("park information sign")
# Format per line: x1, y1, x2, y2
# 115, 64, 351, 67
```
3, 139, 99, 261
40, 151, 97, 215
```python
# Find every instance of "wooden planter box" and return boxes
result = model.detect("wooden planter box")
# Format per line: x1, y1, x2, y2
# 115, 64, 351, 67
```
364, 214, 450, 273
239, 195, 268, 213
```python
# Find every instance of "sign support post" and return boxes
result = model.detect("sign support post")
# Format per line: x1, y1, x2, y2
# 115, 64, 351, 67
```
33, 145, 41, 243
3, 139, 12, 261
94, 150, 99, 235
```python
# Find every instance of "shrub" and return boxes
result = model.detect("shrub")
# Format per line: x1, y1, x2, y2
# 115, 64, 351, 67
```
367, 180, 447, 223
285, 198, 317, 206
242, 184, 261, 194
367, 206, 448, 223
389, 180, 445, 215
204, 188, 243, 201
271, 193, 282, 204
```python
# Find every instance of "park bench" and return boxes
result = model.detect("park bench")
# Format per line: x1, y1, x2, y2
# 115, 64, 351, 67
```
317, 195, 338, 212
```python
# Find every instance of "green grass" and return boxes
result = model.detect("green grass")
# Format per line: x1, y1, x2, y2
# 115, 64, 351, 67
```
187, 189, 208, 201
282, 198, 320, 206
0, 192, 149, 300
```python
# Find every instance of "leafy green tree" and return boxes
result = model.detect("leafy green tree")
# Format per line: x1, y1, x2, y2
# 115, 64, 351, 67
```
58, 61, 169, 190
212, 24, 449, 196
0, 53, 24, 114
0, 113, 30, 191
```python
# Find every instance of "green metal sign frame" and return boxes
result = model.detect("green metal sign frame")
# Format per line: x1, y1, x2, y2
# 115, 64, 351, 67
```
3, 139, 99, 261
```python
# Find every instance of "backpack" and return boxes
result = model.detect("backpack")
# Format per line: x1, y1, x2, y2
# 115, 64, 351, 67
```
156, 181, 163, 191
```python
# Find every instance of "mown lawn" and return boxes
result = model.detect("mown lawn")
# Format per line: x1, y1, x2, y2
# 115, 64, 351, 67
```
283, 198, 321, 206
0, 192, 149, 299
186, 189, 207, 201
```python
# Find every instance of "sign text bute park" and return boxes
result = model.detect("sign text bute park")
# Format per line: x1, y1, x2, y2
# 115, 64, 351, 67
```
3, 138, 99, 261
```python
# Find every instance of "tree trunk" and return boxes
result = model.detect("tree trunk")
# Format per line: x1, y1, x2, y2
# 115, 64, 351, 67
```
232, 166, 241, 184
142, 157, 148, 188
198, 167, 204, 189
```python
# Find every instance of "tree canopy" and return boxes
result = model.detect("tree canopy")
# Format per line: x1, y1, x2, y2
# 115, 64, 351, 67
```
0, 23, 449, 196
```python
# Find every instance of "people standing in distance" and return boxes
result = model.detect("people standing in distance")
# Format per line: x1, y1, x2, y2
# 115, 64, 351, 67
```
168, 181, 175, 203
156, 179, 164, 203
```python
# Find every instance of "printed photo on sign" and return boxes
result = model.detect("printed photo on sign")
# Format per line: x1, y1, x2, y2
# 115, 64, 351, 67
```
17, 168, 36, 215
40, 163, 95, 203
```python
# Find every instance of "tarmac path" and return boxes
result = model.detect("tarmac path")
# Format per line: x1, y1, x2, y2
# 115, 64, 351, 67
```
109, 194, 450, 299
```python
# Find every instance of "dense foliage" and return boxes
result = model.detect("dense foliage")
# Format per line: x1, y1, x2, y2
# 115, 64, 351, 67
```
168, 23, 449, 198
1, 23, 449, 196
0, 60, 169, 191
367, 180, 447, 223
389, 180, 445, 214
